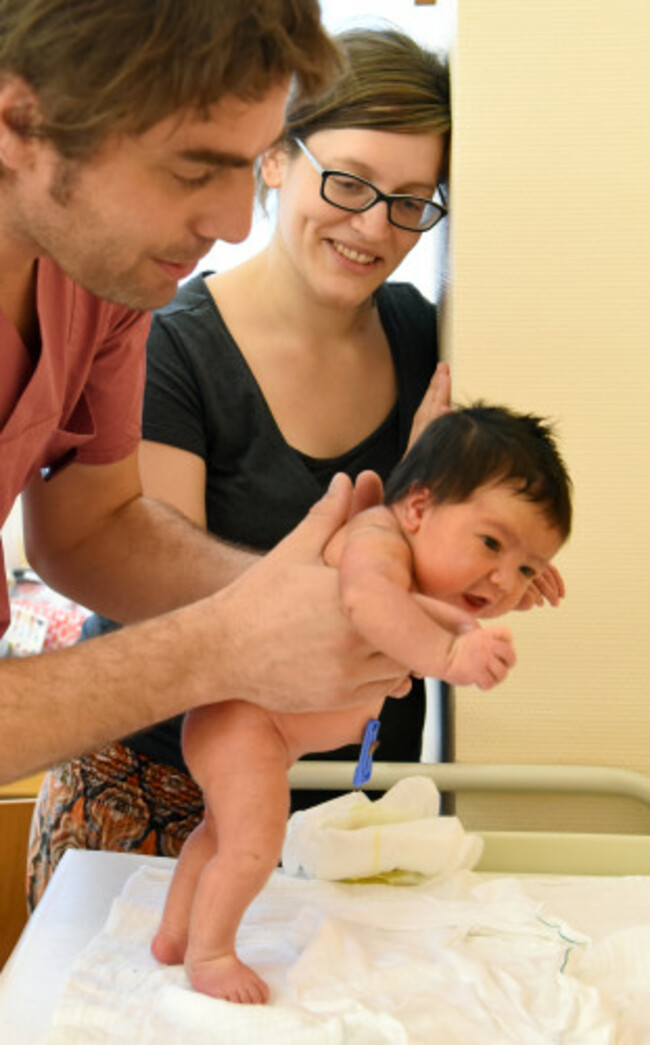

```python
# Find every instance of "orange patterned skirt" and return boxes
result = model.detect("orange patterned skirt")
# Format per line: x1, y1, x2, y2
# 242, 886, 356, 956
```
26, 742, 204, 910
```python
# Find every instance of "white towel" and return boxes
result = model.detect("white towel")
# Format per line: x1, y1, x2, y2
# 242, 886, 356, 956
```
40, 866, 409, 1045
42, 865, 624, 1044
282, 775, 483, 881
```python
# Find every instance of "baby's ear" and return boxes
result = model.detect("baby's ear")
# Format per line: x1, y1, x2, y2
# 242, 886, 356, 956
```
259, 144, 289, 189
398, 485, 432, 533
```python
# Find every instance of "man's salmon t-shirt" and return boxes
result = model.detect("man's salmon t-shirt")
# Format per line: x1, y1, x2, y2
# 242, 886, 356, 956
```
0, 257, 151, 635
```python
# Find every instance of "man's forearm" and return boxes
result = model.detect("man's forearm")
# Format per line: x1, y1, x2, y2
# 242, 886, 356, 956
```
0, 531, 394, 782
27, 494, 259, 623
0, 597, 220, 782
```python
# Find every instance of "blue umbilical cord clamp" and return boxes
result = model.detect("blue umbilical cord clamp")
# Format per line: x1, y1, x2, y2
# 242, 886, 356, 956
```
353, 718, 381, 788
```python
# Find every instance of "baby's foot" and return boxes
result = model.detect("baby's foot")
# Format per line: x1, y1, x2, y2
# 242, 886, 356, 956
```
188, 952, 269, 1004
151, 927, 186, 966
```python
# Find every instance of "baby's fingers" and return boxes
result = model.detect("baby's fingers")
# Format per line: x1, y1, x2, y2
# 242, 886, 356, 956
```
476, 634, 516, 690
519, 565, 565, 611
494, 632, 517, 668
536, 564, 565, 605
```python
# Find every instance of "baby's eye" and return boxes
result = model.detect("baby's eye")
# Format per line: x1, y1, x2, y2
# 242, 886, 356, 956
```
482, 536, 500, 552
519, 565, 537, 579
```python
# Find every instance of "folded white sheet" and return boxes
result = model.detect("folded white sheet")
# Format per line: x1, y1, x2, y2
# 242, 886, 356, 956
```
281, 775, 483, 881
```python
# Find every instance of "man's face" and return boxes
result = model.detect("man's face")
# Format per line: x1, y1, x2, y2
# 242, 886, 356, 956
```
11, 80, 289, 310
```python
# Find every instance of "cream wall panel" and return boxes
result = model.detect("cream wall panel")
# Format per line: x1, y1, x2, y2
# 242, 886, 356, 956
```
449, 0, 650, 831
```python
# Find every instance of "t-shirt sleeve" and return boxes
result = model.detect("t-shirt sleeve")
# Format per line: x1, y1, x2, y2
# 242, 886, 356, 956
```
142, 312, 208, 461
76, 305, 150, 465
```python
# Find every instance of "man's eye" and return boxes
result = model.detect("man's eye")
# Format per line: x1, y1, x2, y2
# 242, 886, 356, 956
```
173, 170, 213, 188
482, 536, 500, 552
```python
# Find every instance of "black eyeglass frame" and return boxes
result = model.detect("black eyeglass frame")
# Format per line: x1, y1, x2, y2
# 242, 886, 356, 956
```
293, 137, 447, 233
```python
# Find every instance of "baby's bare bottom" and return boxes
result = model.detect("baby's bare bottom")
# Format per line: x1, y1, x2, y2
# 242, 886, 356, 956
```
151, 697, 381, 1002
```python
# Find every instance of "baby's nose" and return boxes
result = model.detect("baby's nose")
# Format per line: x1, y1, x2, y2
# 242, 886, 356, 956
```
489, 565, 517, 593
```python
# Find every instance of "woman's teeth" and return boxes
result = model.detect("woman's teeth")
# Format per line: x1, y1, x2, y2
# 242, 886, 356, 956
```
332, 241, 376, 265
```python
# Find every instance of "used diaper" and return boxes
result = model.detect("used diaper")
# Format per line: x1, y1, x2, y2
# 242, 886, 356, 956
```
281, 775, 483, 882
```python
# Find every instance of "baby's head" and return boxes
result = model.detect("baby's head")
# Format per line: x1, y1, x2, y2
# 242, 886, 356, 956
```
384, 405, 572, 617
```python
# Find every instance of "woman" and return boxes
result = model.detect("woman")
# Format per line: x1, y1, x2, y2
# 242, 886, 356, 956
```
28, 26, 451, 907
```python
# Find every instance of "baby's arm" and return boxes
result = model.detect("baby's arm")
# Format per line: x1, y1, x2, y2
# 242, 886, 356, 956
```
335, 515, 515, 691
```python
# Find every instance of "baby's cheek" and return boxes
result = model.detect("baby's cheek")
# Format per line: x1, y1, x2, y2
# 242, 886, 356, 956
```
482, 591, 522, 618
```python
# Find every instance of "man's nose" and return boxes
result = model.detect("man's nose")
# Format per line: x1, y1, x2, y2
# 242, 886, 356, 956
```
193, 171, 255, 245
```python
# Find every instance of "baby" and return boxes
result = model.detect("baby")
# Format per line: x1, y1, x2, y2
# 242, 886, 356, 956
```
151, 404, 572, 1003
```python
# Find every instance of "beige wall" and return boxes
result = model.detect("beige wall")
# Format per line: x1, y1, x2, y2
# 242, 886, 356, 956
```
448, 0, 650, 831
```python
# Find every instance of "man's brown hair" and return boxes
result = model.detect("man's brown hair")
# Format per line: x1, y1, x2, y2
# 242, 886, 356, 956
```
0, 0, 341, 158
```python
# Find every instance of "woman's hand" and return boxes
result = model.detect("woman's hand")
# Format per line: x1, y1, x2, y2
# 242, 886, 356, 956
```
406, 361, 452, 452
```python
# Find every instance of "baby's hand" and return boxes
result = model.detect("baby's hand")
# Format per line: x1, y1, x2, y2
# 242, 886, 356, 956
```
446, 625, 516, 690
516, 564, 565, 611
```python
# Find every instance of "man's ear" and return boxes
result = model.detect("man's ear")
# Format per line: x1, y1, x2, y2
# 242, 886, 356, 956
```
398, 485, 433, 534
0, 76, 42, 172
259, 143, 289, 189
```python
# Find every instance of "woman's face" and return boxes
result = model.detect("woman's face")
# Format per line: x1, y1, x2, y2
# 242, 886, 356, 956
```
263, 127, 446, 307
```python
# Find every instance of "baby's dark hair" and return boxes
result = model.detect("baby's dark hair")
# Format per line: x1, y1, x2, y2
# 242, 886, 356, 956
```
384, 404, 572, 540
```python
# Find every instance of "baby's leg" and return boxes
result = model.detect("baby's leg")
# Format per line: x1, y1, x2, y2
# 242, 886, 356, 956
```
151, 817, 215, 965
183, 702, 291, 1003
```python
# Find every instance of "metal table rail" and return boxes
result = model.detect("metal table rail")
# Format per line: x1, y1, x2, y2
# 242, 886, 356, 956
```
289, 761, 650, 811
289, 761, 650, 875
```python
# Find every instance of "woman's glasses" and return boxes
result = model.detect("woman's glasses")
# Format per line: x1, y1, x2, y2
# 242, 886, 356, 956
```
294, 137, 447, 233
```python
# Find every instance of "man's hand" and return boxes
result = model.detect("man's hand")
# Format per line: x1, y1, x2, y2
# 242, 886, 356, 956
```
212, 473, 412, 713
346, 469, 384, 519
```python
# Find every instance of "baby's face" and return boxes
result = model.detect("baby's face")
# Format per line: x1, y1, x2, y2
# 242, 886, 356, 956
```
406, 482, 564, 619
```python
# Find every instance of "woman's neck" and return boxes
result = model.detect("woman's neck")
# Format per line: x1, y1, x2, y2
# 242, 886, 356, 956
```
214, 242, 378, 345
204, 242, 396, 460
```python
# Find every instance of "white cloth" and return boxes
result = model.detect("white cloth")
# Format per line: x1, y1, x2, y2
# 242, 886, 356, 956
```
41, 862, 642, 1044
281, 776, 483, 881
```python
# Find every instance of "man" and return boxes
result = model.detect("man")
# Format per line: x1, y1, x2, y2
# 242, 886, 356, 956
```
0, 0, 418, 784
